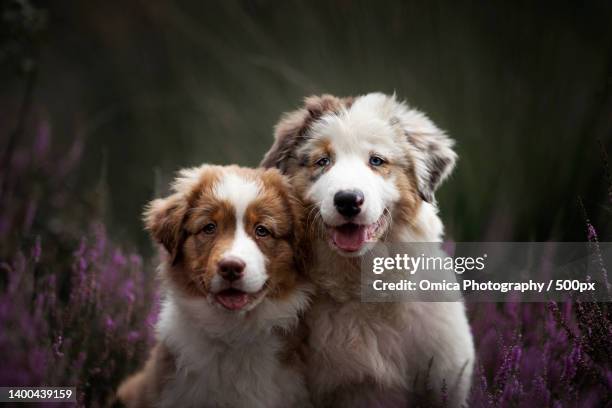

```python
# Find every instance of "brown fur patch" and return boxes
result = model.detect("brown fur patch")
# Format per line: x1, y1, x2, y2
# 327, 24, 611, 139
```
306, 138, 334, 166
144, 165, 307, 301
143, 195, 188, 265
261, 94, 352, 172
249, 168, 308, 300
122, 165, 311, 408
180, 199, 237, 297
116, 343, 175, 408
390, 162, 422, 230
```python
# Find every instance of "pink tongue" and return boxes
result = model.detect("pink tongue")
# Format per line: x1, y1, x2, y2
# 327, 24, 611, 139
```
215, 290, 250, 311
331, 224, 367, 252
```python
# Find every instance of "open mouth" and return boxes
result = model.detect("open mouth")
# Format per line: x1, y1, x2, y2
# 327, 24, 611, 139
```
327, 215, 387, 253
214, 288, 262, 311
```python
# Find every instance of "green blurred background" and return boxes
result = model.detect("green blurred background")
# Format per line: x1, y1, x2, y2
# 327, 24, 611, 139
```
3, 0, 612, 251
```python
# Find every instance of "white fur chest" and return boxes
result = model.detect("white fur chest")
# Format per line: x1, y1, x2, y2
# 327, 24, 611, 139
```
155, 296, 308, 408
160, 336, 285, 408
304, 206, 474, 404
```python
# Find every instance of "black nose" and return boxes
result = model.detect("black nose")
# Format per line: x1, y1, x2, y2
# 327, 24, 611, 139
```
334, 190, 364, 218
218, 256, 245, 281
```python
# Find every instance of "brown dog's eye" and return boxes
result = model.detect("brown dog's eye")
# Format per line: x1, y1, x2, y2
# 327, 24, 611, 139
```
315, 157, 330, 167
202, 223, 216, 235
255, 225, 270, 237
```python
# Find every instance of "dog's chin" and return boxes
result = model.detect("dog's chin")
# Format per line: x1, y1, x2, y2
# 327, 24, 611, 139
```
209, 286, 268, 312
325, 215, 387, 257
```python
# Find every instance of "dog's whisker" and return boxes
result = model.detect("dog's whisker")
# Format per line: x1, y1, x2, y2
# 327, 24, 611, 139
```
381, 208, 394, 241
306, 205, 319, 230
305, 203, 325, 239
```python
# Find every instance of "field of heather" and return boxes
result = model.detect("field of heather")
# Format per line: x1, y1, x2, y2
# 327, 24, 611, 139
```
1, 1, 611, 407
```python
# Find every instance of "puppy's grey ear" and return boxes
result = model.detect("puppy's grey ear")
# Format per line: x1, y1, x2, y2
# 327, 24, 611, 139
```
261, 95, 349, 173
144, 194, 188, 265
260, 108, 310, 172
398, 109, 457, 204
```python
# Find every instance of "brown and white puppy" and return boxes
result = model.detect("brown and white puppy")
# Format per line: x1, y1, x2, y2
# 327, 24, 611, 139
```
117, 165, 312, 408
262, 93, 475, 407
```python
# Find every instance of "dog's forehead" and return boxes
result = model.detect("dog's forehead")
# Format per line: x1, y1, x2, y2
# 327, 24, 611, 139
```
307, 110, 402, 157
212, 171, 262, 216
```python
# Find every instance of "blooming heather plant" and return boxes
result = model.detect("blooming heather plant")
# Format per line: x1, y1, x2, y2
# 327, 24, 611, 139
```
1, 119, 611, 407
467, 219, 612, 407
0, 120, 157, 406
467, 301, 611, 407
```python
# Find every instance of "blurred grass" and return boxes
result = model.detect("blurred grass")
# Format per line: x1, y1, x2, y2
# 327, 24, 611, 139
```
2, 0, 612, 250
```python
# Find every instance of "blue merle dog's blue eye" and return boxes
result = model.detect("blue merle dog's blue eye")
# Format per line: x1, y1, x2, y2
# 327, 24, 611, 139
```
316, 157, 331, 167
369, 155, 385, 166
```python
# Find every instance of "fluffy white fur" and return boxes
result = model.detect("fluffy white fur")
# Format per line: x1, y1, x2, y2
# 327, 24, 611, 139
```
119, 166, 314, 408
263, 93, 475, 407
305, 203, 473, 407
155, 283, 312, 408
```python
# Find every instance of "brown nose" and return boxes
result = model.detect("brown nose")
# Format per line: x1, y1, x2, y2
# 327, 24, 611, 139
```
218, 256, 246, 282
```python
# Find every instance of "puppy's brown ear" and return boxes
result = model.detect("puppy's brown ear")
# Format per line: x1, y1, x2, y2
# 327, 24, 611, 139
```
286, 188, 310, 276
144, 194, 188, 265
393, 104, 457, 204
263, 167, 310, 274
289, 185, 307, 243
261, 94, 349, 173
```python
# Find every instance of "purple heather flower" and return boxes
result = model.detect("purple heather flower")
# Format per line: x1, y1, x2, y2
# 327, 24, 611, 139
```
127, 331, 140, 343
2, 119, 611, 406
587, 223, 598, 241
104, 315, 115, 330
121, 279, 136, 304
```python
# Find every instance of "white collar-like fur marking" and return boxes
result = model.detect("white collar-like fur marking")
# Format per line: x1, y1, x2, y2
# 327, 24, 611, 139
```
156, 282, 313, 350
